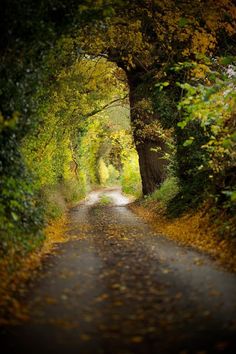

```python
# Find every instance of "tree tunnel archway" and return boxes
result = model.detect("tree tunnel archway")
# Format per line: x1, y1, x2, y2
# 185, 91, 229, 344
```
21, 54, 143, 201
1, 0, 236, 255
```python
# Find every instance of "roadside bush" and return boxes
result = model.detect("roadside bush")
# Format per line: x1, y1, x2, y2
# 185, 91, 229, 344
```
61, 179, 86, 205
98, 158, 109, 186
147, 177, 179, 207
107, 164, 120, 186
176, 65, 236, 218
121, 153, 142, 197
43, 187, 67, 220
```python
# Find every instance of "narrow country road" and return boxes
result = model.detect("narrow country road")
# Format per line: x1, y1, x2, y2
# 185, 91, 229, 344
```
2, 188, 236, 354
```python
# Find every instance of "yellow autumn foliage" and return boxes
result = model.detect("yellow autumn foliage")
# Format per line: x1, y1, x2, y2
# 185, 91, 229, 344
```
131, 203, 236, 273
0, 216, 68, 325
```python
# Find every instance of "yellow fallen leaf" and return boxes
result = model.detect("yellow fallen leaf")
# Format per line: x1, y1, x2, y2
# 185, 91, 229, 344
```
130, 336, 143, 343
45, 296, 58, 304
80, 334, 91, 341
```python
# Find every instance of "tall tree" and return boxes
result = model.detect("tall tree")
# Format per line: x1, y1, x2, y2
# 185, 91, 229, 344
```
76, 0, 236, 194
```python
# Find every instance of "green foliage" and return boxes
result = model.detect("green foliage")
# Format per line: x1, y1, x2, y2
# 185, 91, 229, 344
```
147, 177, 179, 207
107, 164, 120, 185
0, 26, 141, 259
1, 42, 139, 257
43, 186, 67, 220
98, 159, 109, 186
176, 63, 236, 216
1, 0, 236, 263
98, 195, 113, 206
42, 178, 85, 221
0, 128, 45, 257
120, 152, 142, 197
173, 121, 211, 211
152, 88, 179, 129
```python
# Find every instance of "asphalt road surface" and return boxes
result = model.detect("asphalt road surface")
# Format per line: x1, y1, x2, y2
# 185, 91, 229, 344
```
1, 188, 236, 354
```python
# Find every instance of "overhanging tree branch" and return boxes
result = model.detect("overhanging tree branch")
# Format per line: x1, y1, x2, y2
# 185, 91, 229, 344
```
37, 95, 129, 159
82, 95, 128, 120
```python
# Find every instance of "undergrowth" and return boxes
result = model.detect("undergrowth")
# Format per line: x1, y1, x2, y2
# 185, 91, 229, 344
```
98, 195, 113, 206
0, 215, 68, 324
133, 176, 236, 271
145, 177, 179, 209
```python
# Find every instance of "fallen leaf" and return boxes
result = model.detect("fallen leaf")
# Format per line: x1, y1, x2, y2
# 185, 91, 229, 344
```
130, 336, 143, 343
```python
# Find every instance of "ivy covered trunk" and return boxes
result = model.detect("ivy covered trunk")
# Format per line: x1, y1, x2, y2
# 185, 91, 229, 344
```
127, 71, 168, 195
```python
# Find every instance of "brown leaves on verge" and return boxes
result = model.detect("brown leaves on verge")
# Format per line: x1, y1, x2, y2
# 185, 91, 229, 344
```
0, 215, 68, 325
130, 203, 236, 273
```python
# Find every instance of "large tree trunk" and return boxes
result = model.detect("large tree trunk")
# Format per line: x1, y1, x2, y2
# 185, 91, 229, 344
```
127, 70, 168, 195
135, 140, 167, 195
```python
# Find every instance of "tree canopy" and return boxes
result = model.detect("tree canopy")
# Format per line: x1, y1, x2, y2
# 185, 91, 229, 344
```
0, 0, 236, 262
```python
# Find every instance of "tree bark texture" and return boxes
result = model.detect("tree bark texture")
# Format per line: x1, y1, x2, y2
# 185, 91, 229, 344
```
127, 70, 168, 195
